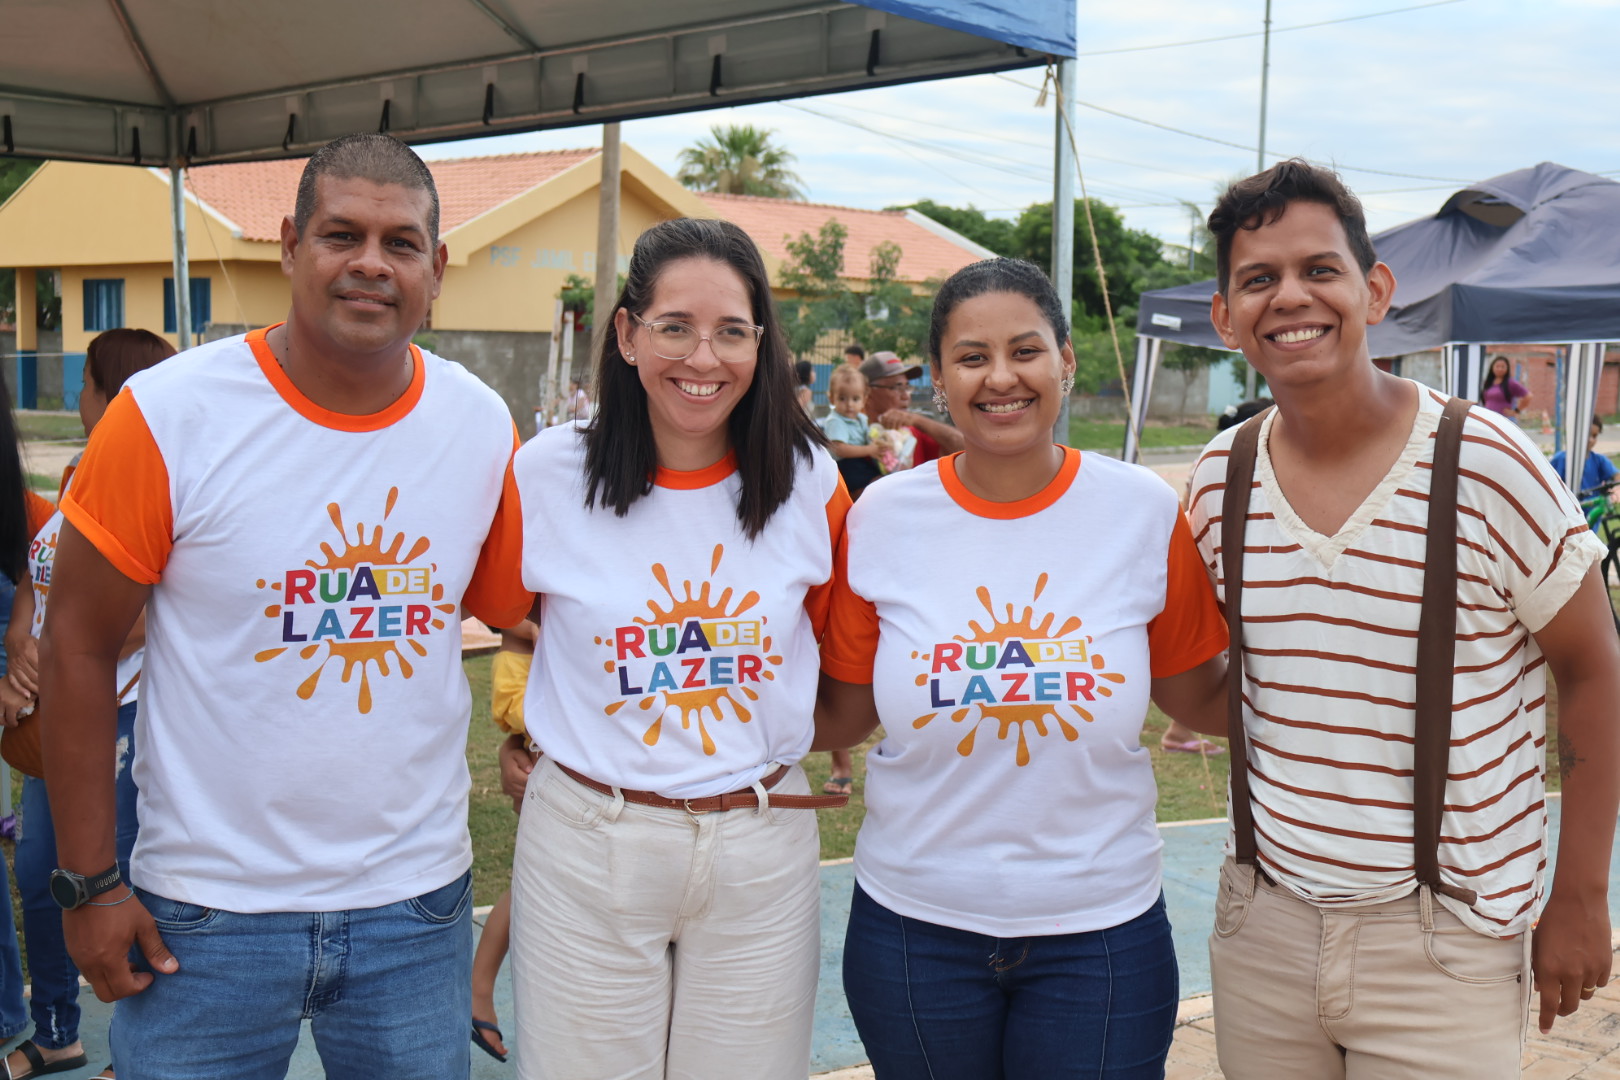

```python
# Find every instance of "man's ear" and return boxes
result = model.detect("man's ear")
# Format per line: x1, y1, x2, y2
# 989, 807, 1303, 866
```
279, 215, 299, 277
1210, 289, 1240, 350
1364, 262, 1396, 326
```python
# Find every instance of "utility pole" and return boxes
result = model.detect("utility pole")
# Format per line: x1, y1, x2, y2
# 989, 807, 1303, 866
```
1245, 0, 1273, 398
591, 122, 622, 374
1051, 58, 1076, 446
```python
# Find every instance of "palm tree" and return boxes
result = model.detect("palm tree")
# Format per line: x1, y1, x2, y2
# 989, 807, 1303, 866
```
676, 124, 807, 200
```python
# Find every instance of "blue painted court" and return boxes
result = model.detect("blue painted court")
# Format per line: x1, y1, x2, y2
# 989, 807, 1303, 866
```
31, 797, 1589, 1077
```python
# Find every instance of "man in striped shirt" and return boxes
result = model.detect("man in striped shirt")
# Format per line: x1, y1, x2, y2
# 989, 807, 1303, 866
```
1187, 159, 1620, 1078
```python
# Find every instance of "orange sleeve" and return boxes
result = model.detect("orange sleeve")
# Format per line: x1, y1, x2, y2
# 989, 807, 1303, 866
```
59, 391, 172, 585
23, 490, 55, 538
462, 427, 534, 628
802, 475, 852, 639
817, 520, 879, 684
1147, 509, 1229, 678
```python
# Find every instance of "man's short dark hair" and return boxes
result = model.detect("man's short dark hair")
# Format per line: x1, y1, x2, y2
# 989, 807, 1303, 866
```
844, 343, 865, 360
1209, 158, 1376, 295
293, 133, 440, 244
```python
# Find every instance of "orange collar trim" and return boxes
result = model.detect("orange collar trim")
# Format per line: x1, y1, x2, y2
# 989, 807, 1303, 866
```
654, 451, 738, 490
248, 324, 425, 433
939, 446, 1081, 519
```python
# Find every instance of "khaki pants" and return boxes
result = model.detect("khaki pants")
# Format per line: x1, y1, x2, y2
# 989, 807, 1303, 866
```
509, 756, 822, 1080
1209, 857, 1530, 1080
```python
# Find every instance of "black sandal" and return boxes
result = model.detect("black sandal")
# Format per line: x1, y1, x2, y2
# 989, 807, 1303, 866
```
3, 1040, 89, 1079
471, 1019, 508, 1063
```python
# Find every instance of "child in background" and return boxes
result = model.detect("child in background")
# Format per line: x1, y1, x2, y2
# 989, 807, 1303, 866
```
819, 366, 885, 499
471, 620, 537, 1064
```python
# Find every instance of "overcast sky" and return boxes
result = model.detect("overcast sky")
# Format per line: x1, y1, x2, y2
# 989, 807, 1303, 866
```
421, 0, 1620, 255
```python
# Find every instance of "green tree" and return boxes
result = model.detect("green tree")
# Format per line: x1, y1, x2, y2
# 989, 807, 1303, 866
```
890, 200, 1017, 257
676, 125, 806, 200
1011, 199, 1165, 323
557, 272, 625, 328
852, 241, 934, 359
778, 220, 859, 357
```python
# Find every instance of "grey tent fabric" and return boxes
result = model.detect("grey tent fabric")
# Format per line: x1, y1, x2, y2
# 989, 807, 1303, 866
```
0, 0, 1073, 166
1134, 163, 1620, 356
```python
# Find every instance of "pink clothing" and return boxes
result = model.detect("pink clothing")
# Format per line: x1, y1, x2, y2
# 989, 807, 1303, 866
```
1481, 376, 1528, 416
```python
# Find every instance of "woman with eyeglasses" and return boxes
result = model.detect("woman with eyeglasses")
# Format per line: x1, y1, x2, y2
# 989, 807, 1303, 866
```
497, 217, 850, 1079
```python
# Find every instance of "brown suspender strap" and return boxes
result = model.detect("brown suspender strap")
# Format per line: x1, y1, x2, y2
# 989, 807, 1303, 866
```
1221, 408, 1269, 866
1221, 397, 1477, 905
1416, 396, 1478, 905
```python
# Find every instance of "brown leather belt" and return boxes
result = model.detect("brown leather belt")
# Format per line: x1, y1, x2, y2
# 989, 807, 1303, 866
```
556, 762, 849, 812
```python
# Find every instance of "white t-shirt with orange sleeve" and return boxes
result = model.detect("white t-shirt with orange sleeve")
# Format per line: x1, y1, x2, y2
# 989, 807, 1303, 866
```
822, 448, 1228, 937
513, 424, 849, 799
62, 326, 530, 913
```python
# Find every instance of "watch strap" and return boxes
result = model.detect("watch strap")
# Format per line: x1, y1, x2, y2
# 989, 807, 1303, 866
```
83, 864, 123, 899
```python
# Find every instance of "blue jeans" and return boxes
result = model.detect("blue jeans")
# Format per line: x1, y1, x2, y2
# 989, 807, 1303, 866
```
843, 884, 1179, 1080
111, 871, 474, 1080
13, 699, 141, 1050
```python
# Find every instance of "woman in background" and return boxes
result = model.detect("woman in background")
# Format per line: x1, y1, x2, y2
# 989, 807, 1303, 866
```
2, 328, 175, 1080
1480, 354, 1531, 419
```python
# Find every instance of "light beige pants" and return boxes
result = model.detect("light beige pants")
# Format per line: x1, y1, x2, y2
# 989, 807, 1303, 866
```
509, 756, 822, 1080
1209, 857, 1530, 1080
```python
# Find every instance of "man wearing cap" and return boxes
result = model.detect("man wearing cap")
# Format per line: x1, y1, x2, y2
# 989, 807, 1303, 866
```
860, 351, 962, 470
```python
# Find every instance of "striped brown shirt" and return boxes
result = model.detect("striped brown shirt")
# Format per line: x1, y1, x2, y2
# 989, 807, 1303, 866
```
1188, 384, 1604, 936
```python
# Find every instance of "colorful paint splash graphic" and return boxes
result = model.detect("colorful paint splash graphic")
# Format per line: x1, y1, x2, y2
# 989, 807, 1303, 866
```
913, 573, 1124, 766
596, 543, 782, 756
254, 487, 454, 713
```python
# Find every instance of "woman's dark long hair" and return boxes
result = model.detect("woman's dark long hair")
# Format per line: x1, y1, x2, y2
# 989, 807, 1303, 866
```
582, 218, 823, 539
0, 375, 31, 585
1479, 354, 1512, 401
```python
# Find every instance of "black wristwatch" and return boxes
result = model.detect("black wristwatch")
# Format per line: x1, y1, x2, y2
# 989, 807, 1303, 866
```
49, 865, 124, 910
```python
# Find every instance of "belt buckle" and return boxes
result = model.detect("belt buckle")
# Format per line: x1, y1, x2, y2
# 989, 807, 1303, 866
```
683, 798, 711, 821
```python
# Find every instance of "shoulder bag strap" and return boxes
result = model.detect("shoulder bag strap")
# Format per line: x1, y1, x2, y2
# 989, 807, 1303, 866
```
1222, 408, 1271, 866
1415, 395, 1478, 905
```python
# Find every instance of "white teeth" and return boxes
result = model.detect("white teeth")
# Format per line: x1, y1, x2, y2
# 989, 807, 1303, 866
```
676, 380, 721, 397
979, 400, 1032, 414
1272, 327, 1326, 344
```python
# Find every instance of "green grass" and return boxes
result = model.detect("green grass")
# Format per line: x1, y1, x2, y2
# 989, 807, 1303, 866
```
15, 413, 84, 444
1068, 418, 1216, 452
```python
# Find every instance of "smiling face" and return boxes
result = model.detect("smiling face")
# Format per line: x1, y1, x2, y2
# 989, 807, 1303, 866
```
936, 291, 1074, 461
614, 256, 758, 469
1210, 200, 1395, 393
280, 175, 446, 363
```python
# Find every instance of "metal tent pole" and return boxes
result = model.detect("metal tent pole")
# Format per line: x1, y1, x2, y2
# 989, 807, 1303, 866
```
592, 122, 622, 375
1051, 58, 1076, 447
170, 161, 192, 350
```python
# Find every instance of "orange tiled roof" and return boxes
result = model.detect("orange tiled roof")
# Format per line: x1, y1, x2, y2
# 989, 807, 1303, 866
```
182, 149, 600, 241
699, 192, 982, 284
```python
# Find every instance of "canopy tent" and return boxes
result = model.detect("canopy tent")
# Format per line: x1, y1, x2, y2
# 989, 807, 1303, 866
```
2, 0, 1071, 165
2, 0, 1076, 375
1128, 163, 1620, 493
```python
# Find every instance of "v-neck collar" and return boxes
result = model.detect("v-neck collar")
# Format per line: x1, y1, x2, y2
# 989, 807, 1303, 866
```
1254, 387, 1440, 568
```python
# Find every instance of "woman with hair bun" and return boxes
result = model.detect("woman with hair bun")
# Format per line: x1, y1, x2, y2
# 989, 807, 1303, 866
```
498, 217, 850, 1078
818, 259, 1228, 1079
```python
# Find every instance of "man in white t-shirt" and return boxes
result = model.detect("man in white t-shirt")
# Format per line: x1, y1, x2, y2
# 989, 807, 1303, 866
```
1186, 159, 1620, 1078
38, 134, 527, 1078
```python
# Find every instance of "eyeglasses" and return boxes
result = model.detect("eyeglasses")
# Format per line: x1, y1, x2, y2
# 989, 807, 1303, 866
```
870, 379, 912, 394
630, 314, 763, 363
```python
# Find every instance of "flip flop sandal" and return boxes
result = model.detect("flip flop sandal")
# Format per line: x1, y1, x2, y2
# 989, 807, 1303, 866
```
3, 1041, 89, 1079
1161, 738, 1225, 756
472, 1019, 508, 1063
822, 776, 853, 795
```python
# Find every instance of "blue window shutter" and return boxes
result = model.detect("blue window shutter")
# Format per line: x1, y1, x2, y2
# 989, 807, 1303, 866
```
83, 279, 125, 332
190, 278, 210, 333
163, 278, 176, 333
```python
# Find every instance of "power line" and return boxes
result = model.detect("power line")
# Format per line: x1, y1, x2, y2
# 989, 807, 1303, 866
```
1076, 0, 1468, 57
994, 74, 1475, 184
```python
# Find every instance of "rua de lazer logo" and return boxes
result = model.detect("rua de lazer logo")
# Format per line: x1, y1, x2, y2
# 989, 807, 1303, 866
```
254, 488, 456, 712
911, 573, 1124, 766
595, 544, 782, 756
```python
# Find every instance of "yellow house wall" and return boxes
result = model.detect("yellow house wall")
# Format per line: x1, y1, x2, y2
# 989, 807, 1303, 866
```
58, 256, 290, 353
0, 161, 267, 268
433, 185, 676, 333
